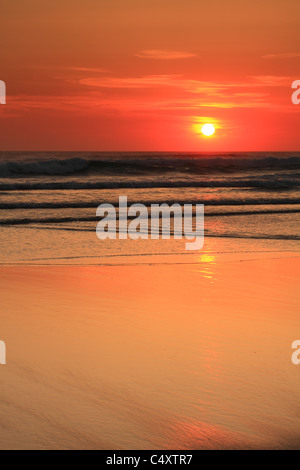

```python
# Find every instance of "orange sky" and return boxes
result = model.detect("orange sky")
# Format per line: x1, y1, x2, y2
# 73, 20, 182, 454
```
0, 0, 299, 151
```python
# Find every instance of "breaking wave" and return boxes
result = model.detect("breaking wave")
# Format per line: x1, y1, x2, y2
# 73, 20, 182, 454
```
0, 154, 300, 178
0, 177, 299, 191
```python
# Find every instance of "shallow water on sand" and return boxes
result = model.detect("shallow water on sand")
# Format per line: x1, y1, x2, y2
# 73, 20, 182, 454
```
1, 151, 300, 264
0, 255, 300, 449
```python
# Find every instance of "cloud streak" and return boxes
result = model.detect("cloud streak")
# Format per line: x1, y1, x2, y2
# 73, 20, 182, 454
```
262, 53, 300, 60
3, 73, 295, 120
79, 74, 291, 93
135, 50, 197, 60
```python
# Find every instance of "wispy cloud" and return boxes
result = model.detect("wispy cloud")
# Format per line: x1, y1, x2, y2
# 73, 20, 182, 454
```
66, 67, 108, 73
79, 74, 291, 93
79, 75, 182, 89
251, 75, 291, 86
262, 53, 300, 60
4, 73, 295, 119
135, 50, 197, 60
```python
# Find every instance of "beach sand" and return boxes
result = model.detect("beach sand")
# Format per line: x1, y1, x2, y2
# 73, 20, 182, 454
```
0, 254, 300, 449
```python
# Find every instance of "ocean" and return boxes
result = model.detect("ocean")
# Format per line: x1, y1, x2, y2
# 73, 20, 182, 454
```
0, 151, 299, 264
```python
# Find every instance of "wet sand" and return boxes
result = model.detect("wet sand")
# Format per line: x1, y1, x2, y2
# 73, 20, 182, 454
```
0, 255, 300, 449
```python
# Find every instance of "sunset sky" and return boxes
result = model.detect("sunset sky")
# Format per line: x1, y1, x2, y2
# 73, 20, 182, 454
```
0, 0, 299, 151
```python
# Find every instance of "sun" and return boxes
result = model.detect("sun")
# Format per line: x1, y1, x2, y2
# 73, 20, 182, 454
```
201, 123, 215, 136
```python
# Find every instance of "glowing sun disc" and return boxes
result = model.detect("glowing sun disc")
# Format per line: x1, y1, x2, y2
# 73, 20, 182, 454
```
201, 123, 215, 136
